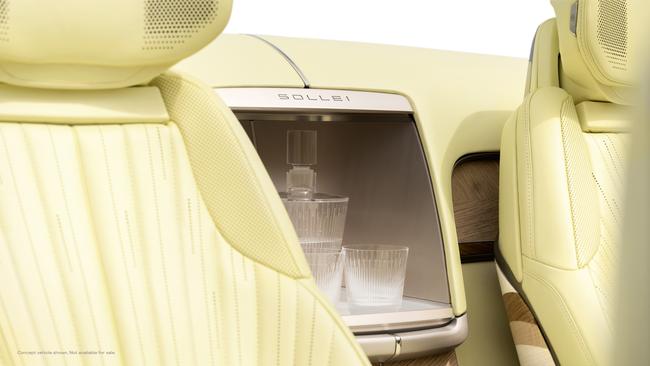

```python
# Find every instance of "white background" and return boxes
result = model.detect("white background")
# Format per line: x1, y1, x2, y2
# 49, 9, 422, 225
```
224, 0, 556, 59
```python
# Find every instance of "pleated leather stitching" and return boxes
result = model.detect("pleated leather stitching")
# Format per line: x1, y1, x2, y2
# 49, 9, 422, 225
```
308, 297, 317, 366
144, 125, 181, 366
72, 125, 124, 365
19, 125, 67, 365
229, 249, 243, 366
99, 126, 146, 364
0, 294, 20, 366
276, 272, 282, 366
50, 125, 100, 366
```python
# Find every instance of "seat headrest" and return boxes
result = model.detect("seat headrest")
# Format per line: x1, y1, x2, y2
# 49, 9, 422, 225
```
0, 0, 232, 89
551, 0, 647, 104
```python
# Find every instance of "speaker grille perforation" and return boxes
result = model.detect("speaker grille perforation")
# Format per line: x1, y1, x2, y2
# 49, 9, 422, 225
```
143, 0, 218, 51
596, 0, 628, 71
0, 0, 9, 42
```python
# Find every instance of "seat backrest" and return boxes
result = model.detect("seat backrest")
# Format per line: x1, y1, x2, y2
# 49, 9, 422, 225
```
498, 1, 646, 365
0, 1, 369, 365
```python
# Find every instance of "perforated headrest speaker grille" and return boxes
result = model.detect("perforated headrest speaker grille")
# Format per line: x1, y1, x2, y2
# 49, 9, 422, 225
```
0, 0, 232, 89
144, 0, 219, 51
596, 0, 628, 71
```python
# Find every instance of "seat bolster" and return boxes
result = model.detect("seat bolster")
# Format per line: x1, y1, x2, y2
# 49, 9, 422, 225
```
151, 71, 312, 279
522, 257, 610, 366
498, 112, 524, 282
514, 87, 599, 270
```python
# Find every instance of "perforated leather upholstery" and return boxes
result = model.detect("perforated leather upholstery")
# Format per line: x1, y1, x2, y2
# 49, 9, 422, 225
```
0, 0, 369, 365
498, 1, 642, 365
0, 0, 232, 89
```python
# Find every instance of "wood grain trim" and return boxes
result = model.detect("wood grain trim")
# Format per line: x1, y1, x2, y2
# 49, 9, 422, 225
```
452, 154, 500, 263
458, 241, 495, 263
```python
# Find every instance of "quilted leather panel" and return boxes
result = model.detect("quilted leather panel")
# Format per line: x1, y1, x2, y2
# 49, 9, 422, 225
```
0, 122, 368, 365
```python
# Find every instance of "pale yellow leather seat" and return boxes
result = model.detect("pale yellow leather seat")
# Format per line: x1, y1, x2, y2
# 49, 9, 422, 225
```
497, 0, 644, 365
0, 1, 368, 365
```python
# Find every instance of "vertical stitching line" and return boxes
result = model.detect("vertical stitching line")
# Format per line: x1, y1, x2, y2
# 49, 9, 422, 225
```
50, 126, 102, 366
124, 212, 138, 268
276, 272, 282, 366
145, 125, 181, 366
18, 124, 67, 364
308, 297, 316, 366
253, 264, 260, 365
156, 126, 167, 180
292, 281, 299, 366
123, 124, 165, 363
197, 199, 215, 366
100, 126, 146, 364
229, 249, 243, 366
0, 294, 22, 366
54, 215, 74, 272
169, 126, 199, 366
521, 96, 536, 257
325, 328, 335, 366
72, 126, 126, 365
212, 291, 221, 351
187, 199, 195, 255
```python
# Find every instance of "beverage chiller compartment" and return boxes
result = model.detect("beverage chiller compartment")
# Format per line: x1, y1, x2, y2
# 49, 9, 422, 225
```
217, 87, 467, 362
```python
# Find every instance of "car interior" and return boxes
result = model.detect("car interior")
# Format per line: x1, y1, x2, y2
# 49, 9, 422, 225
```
0, 0, 647, 365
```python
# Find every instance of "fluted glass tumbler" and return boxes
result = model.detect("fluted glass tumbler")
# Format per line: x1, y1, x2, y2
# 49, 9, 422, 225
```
303, 248, 345, 304
343, 245, 409, 309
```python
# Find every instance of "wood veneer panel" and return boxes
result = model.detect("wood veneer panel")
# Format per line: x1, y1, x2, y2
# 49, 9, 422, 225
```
451, 155, 500, 263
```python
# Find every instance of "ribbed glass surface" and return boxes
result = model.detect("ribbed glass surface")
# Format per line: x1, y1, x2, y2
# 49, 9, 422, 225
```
343, 245, 409, 310
302, 248, 345, 303
281, 193, 349, 250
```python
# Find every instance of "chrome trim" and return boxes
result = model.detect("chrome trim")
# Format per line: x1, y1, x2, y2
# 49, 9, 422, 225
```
215, 87, 414, 113
246, 34, 311, 88
355, 333, 396, 363
355, 315, 468, 363
393, 335, 402, 360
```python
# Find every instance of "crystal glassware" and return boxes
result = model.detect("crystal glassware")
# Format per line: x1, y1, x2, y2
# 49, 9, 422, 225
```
302, 247, 345, 304
343, 244, 409, 310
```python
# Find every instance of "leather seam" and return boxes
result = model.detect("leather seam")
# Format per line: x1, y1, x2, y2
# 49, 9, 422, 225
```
71, 125, 127, 363
521, 93, 536, 258
144, 125, 182, 364
99, 126, 147, 362
18, 124, 68, 353
0, 127, 45, 360
0, 287, 21, 365
525, 272, 596, 365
